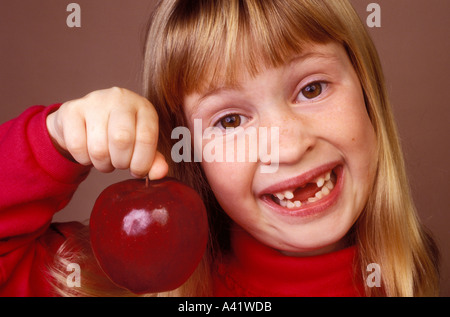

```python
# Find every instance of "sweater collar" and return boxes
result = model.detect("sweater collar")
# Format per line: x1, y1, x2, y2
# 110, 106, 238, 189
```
214, 227, 365, 297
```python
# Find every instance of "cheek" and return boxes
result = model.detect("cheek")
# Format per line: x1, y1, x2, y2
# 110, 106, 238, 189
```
321, 91, 378, 195
326, 86, 378, 170
202, 160, 252, 200
199, 130, 258, 195
202, 160, 258, 223
347, 110, 378, 176
204, 159, 255, 190
335, 106, 378, 207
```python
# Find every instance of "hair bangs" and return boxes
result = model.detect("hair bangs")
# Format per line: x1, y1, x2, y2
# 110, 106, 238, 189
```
158, 0, 342, 110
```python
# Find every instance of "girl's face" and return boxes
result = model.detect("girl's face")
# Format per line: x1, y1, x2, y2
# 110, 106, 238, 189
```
183, 42, 378, 256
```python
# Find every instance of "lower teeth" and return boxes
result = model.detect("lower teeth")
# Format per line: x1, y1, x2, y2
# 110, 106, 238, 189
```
274, 177, 335, 208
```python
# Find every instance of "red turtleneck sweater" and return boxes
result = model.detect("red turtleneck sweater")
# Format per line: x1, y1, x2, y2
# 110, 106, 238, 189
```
213, 228, 365, 296
0, 105, 365, 297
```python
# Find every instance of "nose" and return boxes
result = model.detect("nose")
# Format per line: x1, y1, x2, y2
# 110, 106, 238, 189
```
260, 109, 315, 167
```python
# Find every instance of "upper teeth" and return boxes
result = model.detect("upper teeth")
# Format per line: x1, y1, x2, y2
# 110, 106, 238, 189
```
272, 170, 334, 209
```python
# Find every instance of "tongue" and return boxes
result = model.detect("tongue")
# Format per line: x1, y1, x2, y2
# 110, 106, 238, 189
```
293, 183, 319, 202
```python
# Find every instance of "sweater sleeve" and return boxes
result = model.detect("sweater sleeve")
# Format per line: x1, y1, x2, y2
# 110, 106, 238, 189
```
0, 105, 91, 295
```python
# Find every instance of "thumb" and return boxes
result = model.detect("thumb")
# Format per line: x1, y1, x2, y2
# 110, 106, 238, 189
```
147, 151, 169, 180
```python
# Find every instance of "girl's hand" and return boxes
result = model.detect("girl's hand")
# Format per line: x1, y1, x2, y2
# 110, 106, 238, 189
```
46, 87, 168, 180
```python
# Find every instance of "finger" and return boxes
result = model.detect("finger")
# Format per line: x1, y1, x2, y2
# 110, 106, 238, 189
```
86, 112, 114, 173
129, 107, 159, 178
61, 105, 91, 165
148, 151, 169, 180
108, 109, 136, 170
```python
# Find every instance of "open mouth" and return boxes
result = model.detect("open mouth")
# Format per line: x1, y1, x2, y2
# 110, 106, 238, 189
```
260, 164, 342, 217
271, 169, 336, 209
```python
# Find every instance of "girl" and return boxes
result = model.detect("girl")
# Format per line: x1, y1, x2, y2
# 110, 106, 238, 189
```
0, 0, 440, 297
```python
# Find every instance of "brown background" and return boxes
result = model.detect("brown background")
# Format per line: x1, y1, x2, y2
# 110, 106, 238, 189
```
0, 0, 448, 296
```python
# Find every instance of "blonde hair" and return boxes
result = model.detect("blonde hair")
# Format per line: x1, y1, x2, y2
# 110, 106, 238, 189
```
52, 0, 439, 296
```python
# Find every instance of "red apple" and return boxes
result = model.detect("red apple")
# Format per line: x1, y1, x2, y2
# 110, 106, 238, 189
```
89, 177, 208, 294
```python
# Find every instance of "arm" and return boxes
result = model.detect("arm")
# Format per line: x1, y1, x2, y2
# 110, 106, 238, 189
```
0, 104, 91, 256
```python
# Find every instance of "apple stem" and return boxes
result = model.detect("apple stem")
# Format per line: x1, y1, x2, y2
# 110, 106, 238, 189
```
145, 176, 149, 188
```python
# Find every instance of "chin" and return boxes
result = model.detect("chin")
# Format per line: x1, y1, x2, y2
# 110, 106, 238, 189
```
264, 218, 355, 256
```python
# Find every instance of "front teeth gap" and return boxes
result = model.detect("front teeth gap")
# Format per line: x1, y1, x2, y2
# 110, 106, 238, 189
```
272, 170, 335, 209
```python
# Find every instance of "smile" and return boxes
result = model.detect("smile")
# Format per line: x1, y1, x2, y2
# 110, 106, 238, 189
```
271, 170, 336, 208
259, 163, 343, 218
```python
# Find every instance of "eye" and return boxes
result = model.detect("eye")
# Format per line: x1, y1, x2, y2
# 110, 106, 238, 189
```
215, 114, 245, 129
297, 82, 327, 101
